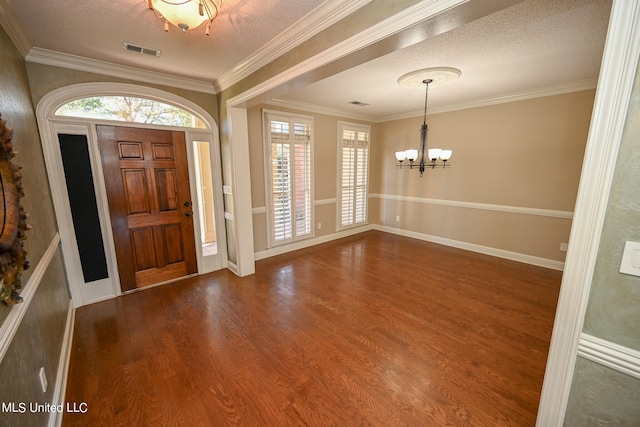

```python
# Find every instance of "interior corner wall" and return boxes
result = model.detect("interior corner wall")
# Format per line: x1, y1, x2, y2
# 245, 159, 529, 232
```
0, 24, 71, 426
372, 90, 595, 264
247, 104, 377, 254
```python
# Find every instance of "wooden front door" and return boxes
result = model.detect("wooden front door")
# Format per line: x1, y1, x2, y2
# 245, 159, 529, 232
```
98, 125, 197, 291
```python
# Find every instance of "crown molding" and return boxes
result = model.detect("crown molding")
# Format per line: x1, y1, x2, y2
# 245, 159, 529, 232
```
25, 47, 216, 94
379, 78, 599, 122
0, 0, 32, 58
269, 78, 599, 123
215, 0, 372, 92
227, 0, 470, 106
265, 98, 375, 122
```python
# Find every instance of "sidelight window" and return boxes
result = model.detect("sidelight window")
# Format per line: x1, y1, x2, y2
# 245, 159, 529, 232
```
263, 110, 313, 247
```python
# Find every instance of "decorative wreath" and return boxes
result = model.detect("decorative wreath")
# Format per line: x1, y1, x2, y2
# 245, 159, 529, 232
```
0, 113, 30, 305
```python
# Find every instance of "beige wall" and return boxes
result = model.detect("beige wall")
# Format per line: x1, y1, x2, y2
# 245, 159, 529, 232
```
0, 24, 71, 426
247, 90, 593, 263
373, 90, 595, 262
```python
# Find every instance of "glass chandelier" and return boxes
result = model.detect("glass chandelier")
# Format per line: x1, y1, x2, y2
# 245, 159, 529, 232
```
395, 79, 453, 177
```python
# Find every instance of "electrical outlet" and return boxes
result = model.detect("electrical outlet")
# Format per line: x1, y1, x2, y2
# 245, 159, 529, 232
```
395, 215, 400, 222
39, 367, 47, 393
560, 242, 568, 252
317, 222, 322, 230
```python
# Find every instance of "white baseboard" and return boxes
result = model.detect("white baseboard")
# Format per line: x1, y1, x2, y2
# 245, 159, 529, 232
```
254, 224, 564, 271
254, 224, 374, 260
374, 224, 565, 271
48, 301, 75, 427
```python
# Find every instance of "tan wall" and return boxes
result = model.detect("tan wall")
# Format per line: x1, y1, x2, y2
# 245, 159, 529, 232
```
248, 90, 593, 262
248, 104, 376, 253
216, 0, 528, 266
372, 90, 595, 262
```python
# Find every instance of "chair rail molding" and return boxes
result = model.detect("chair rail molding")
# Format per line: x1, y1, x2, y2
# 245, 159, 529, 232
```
0, 233, 61, 363
578, 334, 640, 380
370, 193, 573, 219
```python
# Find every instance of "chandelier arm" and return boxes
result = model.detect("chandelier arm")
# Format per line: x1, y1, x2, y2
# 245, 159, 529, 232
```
200, 0, 220, 21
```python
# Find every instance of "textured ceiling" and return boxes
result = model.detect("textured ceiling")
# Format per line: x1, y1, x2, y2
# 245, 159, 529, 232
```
280, 0, 612, 119
7, 0, 327, 82
4, 0, 612, 119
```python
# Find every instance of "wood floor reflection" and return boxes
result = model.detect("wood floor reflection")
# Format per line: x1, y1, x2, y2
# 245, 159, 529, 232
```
63, 231, 561, 426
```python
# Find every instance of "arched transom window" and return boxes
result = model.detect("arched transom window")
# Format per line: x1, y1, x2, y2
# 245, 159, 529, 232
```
54, 96, 206, 128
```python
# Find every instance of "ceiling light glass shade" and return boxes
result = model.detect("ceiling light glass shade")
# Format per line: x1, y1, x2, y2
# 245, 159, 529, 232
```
149, 0, 221, 33
406, 149, 418, 161
395, 151, 407, 162
428, 148, 442, 161
440, 149, 453, 160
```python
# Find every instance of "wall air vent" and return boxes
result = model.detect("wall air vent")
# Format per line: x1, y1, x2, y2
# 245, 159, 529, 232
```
123, 42, 161, 57
348, 101, 370, 107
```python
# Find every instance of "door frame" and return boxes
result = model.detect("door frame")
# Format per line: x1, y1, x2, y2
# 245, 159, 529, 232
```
36, 82, 227, 307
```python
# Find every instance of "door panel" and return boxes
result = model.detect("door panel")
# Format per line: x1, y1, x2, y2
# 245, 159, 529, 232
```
123, 169, 149, 214
156, 169, 178, 211
98, 125, 197, 291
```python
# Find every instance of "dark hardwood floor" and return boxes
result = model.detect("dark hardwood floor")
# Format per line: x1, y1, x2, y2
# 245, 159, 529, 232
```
63, 231, 561, 426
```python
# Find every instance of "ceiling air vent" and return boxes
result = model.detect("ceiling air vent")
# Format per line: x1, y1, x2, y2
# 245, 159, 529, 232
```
348, 101, 369, 107
123, 42, 161, 57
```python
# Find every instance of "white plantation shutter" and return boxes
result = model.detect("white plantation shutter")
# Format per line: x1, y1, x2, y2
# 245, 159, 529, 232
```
264, 111, 313, 246
271, 120, 292, 242
338, 122, 370, 229
294, 123, 312, 238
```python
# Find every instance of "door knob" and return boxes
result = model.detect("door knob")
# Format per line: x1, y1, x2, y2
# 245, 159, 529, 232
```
184, 201, 191, 207
185, 211, 191, 217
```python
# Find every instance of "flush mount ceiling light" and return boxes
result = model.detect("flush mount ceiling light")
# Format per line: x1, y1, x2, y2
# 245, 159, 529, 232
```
147, 0, 222, 35
395, 69, 459, 176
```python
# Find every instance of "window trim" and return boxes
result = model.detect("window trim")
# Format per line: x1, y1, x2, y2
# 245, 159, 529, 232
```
262, 109, 314, 248
336, 121, 370, 231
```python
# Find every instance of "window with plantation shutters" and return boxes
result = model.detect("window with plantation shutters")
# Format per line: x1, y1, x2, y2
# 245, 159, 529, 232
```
337, 122, 370, 229
264, 111, 313, 247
